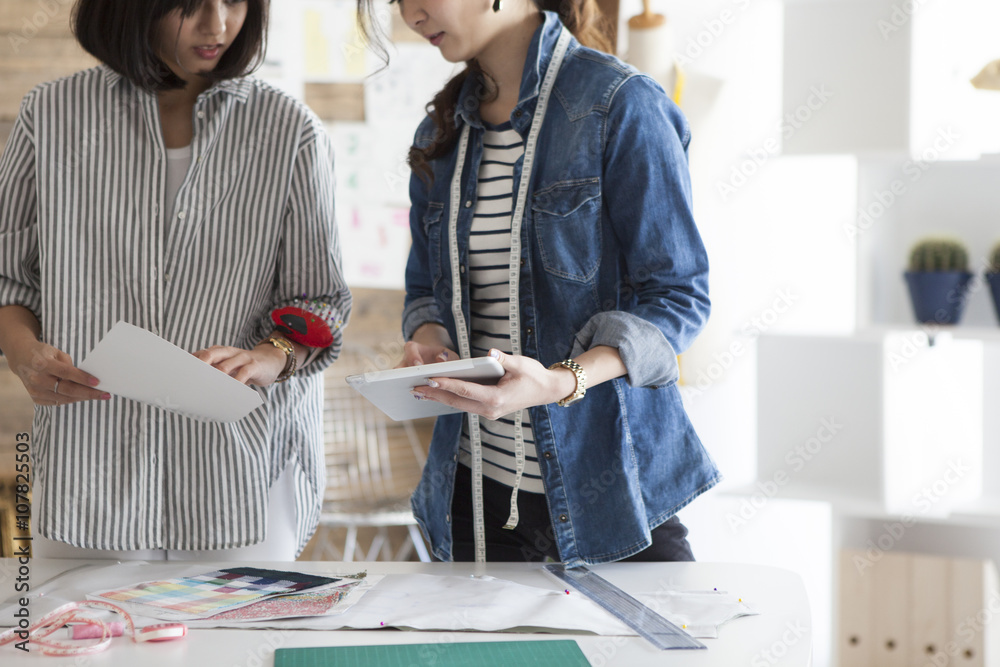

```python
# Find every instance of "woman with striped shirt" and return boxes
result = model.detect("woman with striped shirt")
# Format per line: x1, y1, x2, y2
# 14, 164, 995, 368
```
358, 0, 719, 566
0, 0, 350, 559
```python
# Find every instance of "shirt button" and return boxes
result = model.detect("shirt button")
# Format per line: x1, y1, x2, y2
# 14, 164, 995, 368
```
464, 200, 472, 208
165, 272, 172, 282
177, 211, 186, 219
197, 111, 205, 119
559, 514, 568, 522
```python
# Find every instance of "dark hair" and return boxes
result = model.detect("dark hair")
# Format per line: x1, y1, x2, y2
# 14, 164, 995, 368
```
72, 0, 269, 92
356, 0, 613, 183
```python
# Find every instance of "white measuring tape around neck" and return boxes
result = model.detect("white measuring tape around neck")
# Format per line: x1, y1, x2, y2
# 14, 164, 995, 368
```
447, 27, 573, 563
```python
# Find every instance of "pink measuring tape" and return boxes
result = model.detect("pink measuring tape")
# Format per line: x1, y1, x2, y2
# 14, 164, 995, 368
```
0, 600, 186, 656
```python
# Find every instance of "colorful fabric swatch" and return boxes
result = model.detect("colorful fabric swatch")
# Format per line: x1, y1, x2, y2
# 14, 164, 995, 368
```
91, 568, 340, 620
206, 582, 360, 622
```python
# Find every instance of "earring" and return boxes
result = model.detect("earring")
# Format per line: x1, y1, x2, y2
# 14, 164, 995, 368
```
493, 0, 502, 12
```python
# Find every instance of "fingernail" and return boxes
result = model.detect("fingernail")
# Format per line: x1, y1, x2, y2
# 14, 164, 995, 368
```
489, 349, 501, 360
427, 379, 439, 388
101, 393, 111, 400
410, 390, 425, 400
89, 378, 100, 386
437, 351, 449, 361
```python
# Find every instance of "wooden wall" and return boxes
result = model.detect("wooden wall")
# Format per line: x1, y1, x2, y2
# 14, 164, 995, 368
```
0, 0, 96, 150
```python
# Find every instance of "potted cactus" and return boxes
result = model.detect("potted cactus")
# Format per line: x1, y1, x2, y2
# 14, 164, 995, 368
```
986, 242, 1000, 323
903, 237, 973, 324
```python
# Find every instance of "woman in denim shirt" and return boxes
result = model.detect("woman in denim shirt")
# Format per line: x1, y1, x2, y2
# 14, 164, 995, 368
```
359, 0, 720, 566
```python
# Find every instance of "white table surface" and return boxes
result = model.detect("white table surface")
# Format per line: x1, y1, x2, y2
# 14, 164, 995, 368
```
0, 559, 812, 666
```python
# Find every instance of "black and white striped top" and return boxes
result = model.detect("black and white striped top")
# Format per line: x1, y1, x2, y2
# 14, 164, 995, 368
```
458, 124, 543, 494
0, 66, 351, 553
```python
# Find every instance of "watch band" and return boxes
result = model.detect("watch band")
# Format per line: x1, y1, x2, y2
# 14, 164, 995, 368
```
264, 334, 297, 383
549, 359, 587, 407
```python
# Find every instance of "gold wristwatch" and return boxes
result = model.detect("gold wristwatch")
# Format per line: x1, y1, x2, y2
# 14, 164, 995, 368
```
264, 334, 297, 383
549, 359, 587, 407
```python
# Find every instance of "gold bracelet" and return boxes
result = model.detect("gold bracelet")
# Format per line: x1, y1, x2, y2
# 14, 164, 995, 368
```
548, 359, 587, 407
264, 334, 297, 383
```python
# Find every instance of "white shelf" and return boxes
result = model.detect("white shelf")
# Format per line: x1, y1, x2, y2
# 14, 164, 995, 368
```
783, 0, 1000, 159
757, 331, 984, 518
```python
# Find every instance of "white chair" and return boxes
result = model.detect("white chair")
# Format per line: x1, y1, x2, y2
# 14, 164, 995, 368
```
314, 361, 432, 562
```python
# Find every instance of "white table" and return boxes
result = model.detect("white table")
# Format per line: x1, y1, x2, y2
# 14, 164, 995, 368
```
0, 559, 811, 666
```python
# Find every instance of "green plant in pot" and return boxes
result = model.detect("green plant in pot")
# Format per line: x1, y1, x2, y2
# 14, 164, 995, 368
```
986, 242, 1000, 323
903, 237, 973, 324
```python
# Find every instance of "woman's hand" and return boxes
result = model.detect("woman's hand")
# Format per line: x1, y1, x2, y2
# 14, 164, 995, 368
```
194, 344, 286, 386
5, 337, 108, 406
409, 349, 577, 420
397, 340, 457, 368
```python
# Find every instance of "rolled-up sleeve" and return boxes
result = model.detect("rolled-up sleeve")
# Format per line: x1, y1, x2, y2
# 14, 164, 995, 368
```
0, 94, 42, 331
583, 74, 710, 387
260, 116, 351, 375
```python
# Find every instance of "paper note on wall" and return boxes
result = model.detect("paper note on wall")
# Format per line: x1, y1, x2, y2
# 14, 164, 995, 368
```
337, 206, 412, 289
302, 0, 374, 81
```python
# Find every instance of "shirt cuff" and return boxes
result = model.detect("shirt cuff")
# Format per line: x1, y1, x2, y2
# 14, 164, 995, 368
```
402, 296, 443, 341
569, 311, 679, 387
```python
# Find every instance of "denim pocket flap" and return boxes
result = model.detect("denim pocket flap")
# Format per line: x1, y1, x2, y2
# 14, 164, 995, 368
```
422, 202, 444, 233
531, 178, 601, 217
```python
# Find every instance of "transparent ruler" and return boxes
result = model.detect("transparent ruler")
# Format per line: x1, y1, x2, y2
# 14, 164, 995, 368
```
543, 564, 707, 651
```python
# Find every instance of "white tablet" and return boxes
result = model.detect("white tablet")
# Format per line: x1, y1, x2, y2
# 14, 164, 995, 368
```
346, 357, 505, 421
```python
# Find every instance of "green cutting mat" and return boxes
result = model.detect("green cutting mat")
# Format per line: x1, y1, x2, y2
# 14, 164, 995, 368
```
274, 640, 590, 666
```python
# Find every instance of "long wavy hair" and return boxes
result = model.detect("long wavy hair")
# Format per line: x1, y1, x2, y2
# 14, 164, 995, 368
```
356, 0, 612, 183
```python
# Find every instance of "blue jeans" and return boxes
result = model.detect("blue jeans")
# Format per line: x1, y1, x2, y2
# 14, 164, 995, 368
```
449, 464, 694, 563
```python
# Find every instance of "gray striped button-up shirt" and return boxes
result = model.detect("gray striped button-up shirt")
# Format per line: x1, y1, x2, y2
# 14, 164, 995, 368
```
0, 65, 351, 554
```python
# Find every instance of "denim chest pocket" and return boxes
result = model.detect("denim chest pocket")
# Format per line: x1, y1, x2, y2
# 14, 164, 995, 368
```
531, 178, 602, 283
423, 203, 445, 287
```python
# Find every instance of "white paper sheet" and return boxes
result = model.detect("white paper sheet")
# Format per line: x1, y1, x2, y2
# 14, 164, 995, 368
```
0, 565, 756, 638
632, 589, 759, 638
78, 321, 264, 423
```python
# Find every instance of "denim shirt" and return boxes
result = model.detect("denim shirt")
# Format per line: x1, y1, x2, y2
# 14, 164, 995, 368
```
403, 12, 720, 566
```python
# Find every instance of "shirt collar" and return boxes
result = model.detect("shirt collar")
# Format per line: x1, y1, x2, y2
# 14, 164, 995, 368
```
454, 10, 568, 128
101, 64, 253, 104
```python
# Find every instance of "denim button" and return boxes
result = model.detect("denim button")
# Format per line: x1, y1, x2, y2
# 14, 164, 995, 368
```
543, 452, 552, 459
446, 513, 451, 523
525, 326, 533, 335
559, 514, 568, 522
